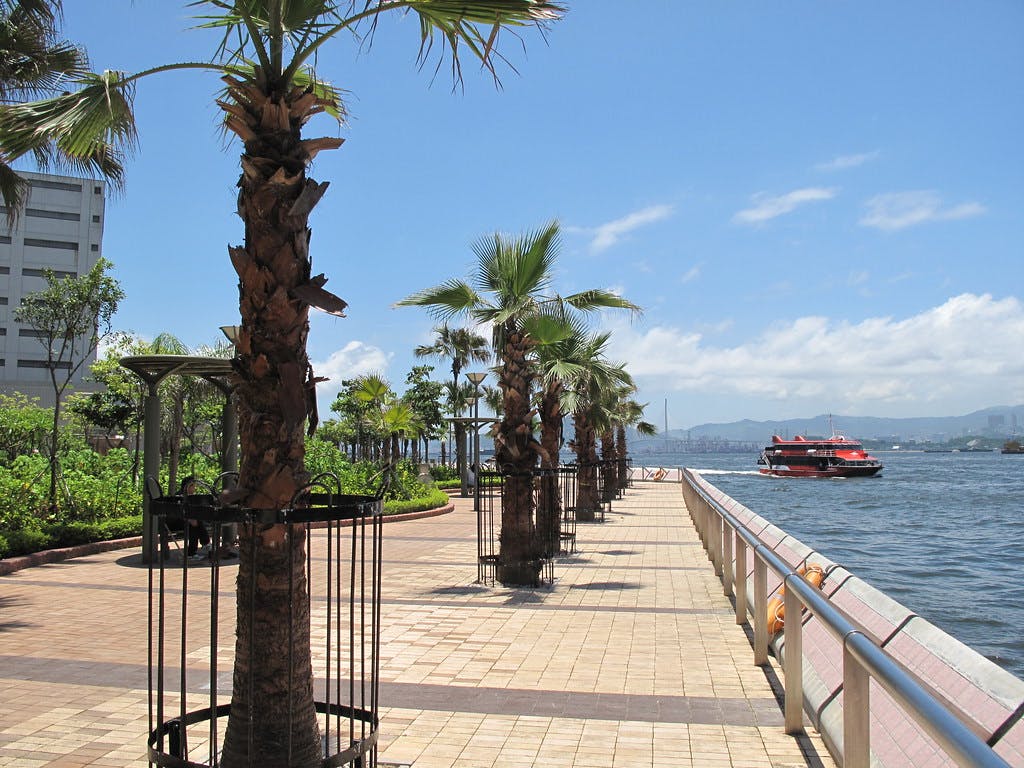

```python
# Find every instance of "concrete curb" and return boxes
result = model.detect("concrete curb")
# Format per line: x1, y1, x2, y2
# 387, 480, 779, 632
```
0, 501, 454, 577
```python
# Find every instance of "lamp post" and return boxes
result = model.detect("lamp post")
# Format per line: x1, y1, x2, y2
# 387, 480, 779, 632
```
466, 372, 487, 511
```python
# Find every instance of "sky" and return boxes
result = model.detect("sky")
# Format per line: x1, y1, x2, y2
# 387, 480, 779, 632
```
47, 1, 1024, 431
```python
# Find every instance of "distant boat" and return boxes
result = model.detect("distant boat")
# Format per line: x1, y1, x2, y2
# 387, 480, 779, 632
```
757, 433, 883, 478
1002, 441, 1024, 455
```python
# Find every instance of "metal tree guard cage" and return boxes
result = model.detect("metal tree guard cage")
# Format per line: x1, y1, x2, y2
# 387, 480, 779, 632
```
146, 472, 383, 768
557, 464, 578, 555
476, 467, 555, 587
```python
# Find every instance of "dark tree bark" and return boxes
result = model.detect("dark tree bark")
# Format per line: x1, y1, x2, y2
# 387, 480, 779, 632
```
615, 424, 629, 491
537, 383, 563, 557
573, 411, 600, 522
495, 327, 542, 585
218, 73, 343, 768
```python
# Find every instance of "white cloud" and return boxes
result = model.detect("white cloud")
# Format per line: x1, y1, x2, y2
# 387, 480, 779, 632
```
860, 191, 986, 231
733, 187, 838, 225
311, 340, 392, 415
815, 151, 879, 172
680, 264, 701, 284
605, 294, 1024, 418
587, 204, 674, 253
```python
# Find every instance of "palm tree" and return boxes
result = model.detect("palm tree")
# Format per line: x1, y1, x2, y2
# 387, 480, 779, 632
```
612, 396, 656, 491
533, 320, 591, 555
415, 325, 490, 485
0, 0, 120, 216
568, 337, 632, 521
398, 220, 636, 585
0, 4, 565, 764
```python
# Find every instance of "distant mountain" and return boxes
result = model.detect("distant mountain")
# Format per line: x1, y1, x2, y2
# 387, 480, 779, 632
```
658, 406, 1024, 443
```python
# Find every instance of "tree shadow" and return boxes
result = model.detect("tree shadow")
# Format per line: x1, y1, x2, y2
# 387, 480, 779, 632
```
596, 549, 640, 557
0, 595, 32, 632
428, 585, 490, 596
570, 581, 642, 591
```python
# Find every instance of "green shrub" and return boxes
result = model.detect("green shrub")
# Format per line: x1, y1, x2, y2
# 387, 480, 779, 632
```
384, 488, 449, 516
429, 463, 459, 483
1, 528, 53, 558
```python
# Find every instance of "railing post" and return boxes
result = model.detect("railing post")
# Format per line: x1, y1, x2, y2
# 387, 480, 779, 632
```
753, 552, 768, 665
723, 522, 734, 598
713, 513, 723, 576
844, 635, 871, 768
784, 583, 804, 733
735, 534, 747, 625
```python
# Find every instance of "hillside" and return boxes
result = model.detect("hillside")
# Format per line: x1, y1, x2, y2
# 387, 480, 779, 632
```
661, 406, 1024, 443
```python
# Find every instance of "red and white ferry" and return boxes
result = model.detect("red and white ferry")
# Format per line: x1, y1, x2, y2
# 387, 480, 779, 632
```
757, 433, 883, 478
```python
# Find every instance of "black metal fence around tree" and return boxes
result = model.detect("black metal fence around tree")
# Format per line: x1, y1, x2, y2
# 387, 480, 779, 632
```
146, 472, 383, 768
475, 464, 585, 586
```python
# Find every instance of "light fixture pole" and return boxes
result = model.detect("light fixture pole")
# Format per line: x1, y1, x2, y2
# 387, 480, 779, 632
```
466, 372, 487, 511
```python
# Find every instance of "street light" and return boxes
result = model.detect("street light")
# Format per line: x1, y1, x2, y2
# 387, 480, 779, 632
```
466, 372, 487, 511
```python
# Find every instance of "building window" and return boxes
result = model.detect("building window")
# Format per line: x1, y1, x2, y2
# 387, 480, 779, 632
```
93, 186, 102, 194
90, 244, 99, 252
19, 329, 48, 338
19, 359, 70, 370
30, 179, 81, 192
0, 328, 6, 336
22, 268, 76, 279
23, 238, 78, 252
26, 208, 80, 222
0, 236, 10, 244
0, 297, 7, 305
0, 267, 9, 275
92, 215, 100, 223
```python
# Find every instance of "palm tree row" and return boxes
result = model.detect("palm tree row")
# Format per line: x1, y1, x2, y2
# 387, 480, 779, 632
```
398, 220, 653, 586
0, 2, 566, 764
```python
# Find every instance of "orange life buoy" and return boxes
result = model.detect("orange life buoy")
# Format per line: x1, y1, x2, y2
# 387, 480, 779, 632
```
766, 563, 826, 635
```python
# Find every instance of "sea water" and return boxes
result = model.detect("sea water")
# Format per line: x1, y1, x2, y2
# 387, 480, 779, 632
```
632, 449, 1024, 679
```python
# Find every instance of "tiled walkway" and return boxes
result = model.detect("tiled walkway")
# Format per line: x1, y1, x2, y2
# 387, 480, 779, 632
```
0, 480, 835, 767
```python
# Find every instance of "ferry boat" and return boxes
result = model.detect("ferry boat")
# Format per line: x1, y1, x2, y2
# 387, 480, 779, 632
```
757, 434, 883, 478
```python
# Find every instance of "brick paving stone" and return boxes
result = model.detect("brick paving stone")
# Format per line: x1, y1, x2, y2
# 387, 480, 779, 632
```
1, 480, 835, 767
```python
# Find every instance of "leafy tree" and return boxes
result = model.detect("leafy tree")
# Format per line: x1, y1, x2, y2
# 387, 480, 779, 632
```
399, 221, 637, 585
69, 331, 149, 478
0, 0, 120, 217
0, 390, 49, 460
13, 257, 123, 511
0, 2, 564, 762
402, 364, 444, 463
415, 324, 490, 482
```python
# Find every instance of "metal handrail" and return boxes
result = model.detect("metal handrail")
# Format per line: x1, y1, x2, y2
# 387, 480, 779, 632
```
682, 469, 1010, 768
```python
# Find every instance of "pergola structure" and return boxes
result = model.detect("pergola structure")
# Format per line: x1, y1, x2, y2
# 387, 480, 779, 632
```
119, 355, 237, 563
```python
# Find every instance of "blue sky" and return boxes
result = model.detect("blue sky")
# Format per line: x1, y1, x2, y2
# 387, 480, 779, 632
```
54, 2, 1023, 430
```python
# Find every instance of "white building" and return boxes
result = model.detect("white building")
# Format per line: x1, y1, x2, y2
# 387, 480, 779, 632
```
0, 170, 106, 407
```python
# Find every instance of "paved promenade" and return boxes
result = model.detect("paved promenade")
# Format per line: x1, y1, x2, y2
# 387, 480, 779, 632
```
0, 480, 835, 767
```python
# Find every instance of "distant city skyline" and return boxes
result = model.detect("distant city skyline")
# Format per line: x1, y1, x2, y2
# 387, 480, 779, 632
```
47, 2, 1023, 429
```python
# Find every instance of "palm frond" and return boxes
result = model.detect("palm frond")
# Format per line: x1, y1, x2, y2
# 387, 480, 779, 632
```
0, 70, 135, 194
563, 288, 642, 315
0, 161, 27, 222
395, 279, 480, 322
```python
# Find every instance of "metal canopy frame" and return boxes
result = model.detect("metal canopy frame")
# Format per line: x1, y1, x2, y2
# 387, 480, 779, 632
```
120, 355, 238, 563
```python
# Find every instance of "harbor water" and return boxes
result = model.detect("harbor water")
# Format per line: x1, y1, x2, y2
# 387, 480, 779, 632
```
633, 449, 1024, 679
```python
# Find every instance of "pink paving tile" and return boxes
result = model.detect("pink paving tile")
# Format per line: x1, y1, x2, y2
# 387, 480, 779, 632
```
885, 616, 1024, 737
993, 719, 1024, 765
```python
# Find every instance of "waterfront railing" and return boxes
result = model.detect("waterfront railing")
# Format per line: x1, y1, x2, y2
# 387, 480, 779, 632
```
681, 468, 1014, 768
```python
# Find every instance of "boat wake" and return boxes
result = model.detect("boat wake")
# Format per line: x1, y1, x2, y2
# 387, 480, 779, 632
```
691, 469, 763, 476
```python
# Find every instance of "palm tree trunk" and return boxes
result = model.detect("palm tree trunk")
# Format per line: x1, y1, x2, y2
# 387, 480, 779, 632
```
600, 429, 615, 503
573, 411, 600, 521
616, 424, 628, 491
496, 327, 542, 585
219, 77, 332, 768
537, 385, 563, 557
